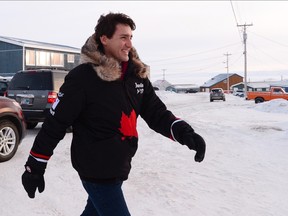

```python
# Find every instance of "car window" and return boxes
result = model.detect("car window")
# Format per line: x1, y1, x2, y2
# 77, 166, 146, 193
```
0, 82, 7, 90
212, 89, 221, 93
8, 72, 52, 90
272, 88, 283, 94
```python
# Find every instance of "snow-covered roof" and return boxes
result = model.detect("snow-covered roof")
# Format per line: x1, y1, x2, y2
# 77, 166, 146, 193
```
0, 35, 80, 53
152, 79, 172, 90
170, 84, 199, 89
201, 73, 241, 87
269, 80, 288, 87
247, 80, 288, 89
247, 82, 270, 89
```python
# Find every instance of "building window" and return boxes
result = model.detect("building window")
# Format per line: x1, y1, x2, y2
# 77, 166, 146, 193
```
51, 52, 64, 66
36, 51, 50, 66
67, 54, 75, 63
26, 50, 36, 65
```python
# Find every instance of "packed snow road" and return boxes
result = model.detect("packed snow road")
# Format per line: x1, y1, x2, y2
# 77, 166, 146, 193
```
1, 92, 287, 216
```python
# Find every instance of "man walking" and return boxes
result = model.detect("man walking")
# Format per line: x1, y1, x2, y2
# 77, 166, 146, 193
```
22, 12, 206, 216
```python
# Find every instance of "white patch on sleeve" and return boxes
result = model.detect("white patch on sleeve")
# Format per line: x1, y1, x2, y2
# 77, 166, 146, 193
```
170, 119, 184, 142
52, 98, 60, 110
50, 98, 60, 116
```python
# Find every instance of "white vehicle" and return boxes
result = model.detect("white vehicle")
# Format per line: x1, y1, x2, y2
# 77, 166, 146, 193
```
233, 89, 244, 97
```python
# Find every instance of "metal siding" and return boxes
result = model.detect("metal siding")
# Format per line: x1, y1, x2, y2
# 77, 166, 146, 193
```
1, 39, 80, 75
64, 53, 81, 70
0, 41, 23, 75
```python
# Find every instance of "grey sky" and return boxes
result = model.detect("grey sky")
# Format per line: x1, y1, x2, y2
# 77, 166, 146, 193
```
1, 1, 288, 84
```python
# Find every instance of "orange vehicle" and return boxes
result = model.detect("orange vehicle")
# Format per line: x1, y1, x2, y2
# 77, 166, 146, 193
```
246, 87, 288, 103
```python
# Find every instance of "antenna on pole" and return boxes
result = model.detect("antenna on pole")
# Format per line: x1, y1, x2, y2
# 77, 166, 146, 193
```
237, 23, 253, 98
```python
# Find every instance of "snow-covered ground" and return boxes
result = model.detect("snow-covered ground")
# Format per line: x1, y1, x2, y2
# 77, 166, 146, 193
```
1, 92, 287, 216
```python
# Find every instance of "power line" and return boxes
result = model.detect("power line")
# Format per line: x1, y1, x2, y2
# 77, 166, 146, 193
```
153, 59, 226, 74
230, 0, 243, 41
229, 53, 243, 67
150, 55, 224, 67
248, 41, 288, 67
146, 42, 240, 63
230, 0, 238, 25
248, 30, 288, 48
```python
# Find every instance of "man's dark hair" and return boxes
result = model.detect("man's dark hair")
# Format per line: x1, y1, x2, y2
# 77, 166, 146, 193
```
94, 12, 136, 53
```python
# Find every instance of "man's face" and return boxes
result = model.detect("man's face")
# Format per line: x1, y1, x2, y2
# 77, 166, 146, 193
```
100, 24, 133, 62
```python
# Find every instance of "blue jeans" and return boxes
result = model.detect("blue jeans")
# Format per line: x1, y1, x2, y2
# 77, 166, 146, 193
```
80, 180, 131, 216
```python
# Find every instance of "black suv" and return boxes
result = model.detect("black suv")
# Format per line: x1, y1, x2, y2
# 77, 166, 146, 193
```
5, 69, 68, 129
0, 80, 9, 96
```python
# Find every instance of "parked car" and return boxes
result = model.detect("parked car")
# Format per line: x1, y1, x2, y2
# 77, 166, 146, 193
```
0, 80, 9, 96
233, 89, 244, 97
0, 96, 26, 162
185, 88, 198, 93
5, 69, 68, 129
210, 88, 225, 102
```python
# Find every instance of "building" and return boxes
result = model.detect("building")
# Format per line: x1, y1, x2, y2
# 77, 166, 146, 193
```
231, 80, 288, 93
0, 36, 80, 76
247, 80, 288, 92
200, 73, 243, 92
152, 79, 172, 90
165, 84, 199, 93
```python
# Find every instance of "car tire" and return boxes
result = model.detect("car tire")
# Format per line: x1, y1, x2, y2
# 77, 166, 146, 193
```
26, 122, 38, 129
255, 98, 264, 104
0, 120, 20, 162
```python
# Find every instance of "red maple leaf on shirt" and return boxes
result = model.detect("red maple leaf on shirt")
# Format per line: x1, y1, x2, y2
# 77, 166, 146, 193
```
119, 109, 138, 139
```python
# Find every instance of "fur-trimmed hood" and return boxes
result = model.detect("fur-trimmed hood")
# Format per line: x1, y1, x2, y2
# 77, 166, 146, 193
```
80, 33, 149, 81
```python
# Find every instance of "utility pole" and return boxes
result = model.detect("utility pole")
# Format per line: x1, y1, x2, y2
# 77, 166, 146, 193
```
224, 52, 232, 93
237, 23, 253, 98
162, 69, 166, 80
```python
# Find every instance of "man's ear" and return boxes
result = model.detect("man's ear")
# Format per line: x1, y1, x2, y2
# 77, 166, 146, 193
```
100, 35, 108, 45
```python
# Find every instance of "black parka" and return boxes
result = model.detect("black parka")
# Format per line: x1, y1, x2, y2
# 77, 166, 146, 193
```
30, 34, 178, 181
